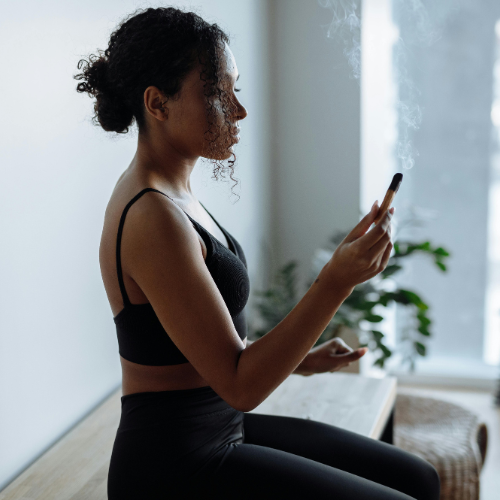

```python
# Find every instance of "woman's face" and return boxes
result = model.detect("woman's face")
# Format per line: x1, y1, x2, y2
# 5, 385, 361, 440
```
148, 42, 247, 161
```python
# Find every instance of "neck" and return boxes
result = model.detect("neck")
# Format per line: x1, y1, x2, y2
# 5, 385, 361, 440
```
132, 130, 199, 199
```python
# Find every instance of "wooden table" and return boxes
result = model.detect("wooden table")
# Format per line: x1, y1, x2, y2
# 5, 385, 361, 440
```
250, 372, 397, 443
0, 373, 396, 499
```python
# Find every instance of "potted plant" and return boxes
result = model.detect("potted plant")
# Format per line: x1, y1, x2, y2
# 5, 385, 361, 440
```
250, 207, 451, 373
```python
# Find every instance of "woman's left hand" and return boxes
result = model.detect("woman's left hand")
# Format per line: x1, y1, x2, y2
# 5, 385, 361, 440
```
294, 337, 368, 376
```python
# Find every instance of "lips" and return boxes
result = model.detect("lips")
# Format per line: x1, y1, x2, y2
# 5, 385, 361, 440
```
230, 126, 240, 144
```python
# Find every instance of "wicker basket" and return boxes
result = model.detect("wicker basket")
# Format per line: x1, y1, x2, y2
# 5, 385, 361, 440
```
394, 394, 488, 500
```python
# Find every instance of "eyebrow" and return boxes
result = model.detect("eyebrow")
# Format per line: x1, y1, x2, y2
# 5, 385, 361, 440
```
222, 74, 239, 84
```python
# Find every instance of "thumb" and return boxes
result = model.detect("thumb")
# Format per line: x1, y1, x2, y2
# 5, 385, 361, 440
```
345, 202, 379, 243
338, 347, 368, 361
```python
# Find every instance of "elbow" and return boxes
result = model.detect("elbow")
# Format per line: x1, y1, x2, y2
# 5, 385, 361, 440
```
233, 402, 254, 413
232, 389, 259, 413
231, 344, 260, 412
230, 384, 257, 413
230, 391, 252, 413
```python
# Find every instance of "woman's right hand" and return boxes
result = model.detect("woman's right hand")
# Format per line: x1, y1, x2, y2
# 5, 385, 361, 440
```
319, 201, 394, 293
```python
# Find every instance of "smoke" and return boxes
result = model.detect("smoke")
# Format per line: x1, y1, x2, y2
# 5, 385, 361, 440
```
318, 0, 361, 79
318, 0, 458, 171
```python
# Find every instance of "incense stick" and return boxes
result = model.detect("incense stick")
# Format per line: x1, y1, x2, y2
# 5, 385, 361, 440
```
373, 173, 403, 225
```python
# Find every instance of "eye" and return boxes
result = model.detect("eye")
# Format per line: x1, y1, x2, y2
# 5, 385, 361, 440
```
234, 88, 241, 92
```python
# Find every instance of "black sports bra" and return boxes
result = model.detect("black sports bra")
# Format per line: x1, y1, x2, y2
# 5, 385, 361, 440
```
113, 188, 250, 366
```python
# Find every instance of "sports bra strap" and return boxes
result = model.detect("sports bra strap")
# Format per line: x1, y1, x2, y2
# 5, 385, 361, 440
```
116, 188, 173, 307
116, 187, 223, 308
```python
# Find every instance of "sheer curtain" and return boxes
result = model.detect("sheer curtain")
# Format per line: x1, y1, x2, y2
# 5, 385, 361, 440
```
388, 0, 500, 379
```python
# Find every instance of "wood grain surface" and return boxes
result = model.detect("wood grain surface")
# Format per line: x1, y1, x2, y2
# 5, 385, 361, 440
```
0, 373, 396, 499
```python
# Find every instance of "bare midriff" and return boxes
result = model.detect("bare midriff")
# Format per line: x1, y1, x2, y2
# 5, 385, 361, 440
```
120, 339, 248, 395
120, 355, 210, 396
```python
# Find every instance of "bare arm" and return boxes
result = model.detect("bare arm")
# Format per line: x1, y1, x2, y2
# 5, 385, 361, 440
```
244, 339, 311, 377
234, 204, 393, 412
127, 193, 391, 414
234, 277, 353, 411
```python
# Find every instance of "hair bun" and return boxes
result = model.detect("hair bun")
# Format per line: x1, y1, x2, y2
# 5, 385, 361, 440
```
75, 53, 109, 98
75, 53, 134, 133
88, 57, 111, 94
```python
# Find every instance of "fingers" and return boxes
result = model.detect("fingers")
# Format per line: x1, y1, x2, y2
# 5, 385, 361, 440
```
331, 337, 350, 351
329, 347, 369, 372
377, 233, 393, 269
345, 201, 379, 243
366, 221, 392, 263
338, 347, 367, 362
354, 208, 393, 250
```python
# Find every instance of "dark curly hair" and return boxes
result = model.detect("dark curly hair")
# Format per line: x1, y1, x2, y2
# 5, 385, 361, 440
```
74, 6, 240, 197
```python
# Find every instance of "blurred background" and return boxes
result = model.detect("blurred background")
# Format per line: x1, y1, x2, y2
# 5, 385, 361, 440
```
1, 0, 500, 495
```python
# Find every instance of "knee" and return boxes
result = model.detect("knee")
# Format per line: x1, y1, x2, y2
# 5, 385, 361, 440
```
414, 460, 441, 500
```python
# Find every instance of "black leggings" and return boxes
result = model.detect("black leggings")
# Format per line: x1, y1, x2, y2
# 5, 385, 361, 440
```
107, 385, 440, 500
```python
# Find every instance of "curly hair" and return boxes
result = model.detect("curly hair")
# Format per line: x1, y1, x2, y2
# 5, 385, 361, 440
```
74, 6, 240, 197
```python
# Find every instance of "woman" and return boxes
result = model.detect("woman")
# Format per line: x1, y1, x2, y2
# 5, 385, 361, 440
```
75, 7, 440, 499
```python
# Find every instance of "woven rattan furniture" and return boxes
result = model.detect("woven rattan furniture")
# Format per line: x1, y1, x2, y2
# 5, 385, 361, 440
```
394, 394, 488, 500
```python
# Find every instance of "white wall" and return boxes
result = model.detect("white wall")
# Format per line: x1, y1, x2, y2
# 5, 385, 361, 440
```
1, 0, 392, 489
269, 0, 362, 292
0, 0, 271, 490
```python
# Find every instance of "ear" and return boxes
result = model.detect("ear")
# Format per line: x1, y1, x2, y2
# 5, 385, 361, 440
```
143, 86, 168, 122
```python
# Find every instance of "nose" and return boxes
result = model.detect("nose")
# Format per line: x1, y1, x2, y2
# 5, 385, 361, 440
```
235, 100, 248, 121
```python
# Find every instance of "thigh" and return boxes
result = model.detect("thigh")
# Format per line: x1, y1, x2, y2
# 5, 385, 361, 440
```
195, 442, 418, 500
242, 412, 440, 500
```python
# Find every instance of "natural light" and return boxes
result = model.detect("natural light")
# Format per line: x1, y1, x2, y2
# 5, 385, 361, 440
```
484, 18, 500, 366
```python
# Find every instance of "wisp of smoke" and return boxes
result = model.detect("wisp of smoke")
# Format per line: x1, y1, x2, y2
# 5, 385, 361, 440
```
318, 0, 452, 171
318, 0, 361, 80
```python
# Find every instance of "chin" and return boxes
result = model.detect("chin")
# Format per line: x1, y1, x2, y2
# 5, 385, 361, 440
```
204, 152, 234, 162
201, 140, 236, 161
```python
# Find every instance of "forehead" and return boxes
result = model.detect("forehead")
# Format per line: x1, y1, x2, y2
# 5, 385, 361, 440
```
185, 42, 237, 90
221, 42, 238, 78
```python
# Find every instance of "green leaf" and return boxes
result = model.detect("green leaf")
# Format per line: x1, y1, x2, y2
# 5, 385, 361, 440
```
415, 342, 426, 355
378, 296, 389, 306
416, 314, 431, 326
418, 241, 431, 251
365, 314, 384, 323
399, 289, 429, 310
379, 344, 392, 356
398, 243, 419, 256
371, 330, 385, 341
436, 261, 447, 271
400, 289, 421, 305
417, 325, 431, 336
378, 292, 397, 306
374, 357, 386, 368
434, 247, 450, 256
392, 291, 411, 305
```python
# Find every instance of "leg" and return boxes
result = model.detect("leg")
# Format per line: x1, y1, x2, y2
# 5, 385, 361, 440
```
241, 413, 440, 500
195, 441, 420, 500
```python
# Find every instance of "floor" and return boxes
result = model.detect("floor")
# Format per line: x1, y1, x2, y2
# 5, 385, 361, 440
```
396, 383, 500, 500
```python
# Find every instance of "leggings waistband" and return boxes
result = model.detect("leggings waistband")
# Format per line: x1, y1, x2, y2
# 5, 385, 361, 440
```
121, 385, 215, 404
118, 385, 238, 429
